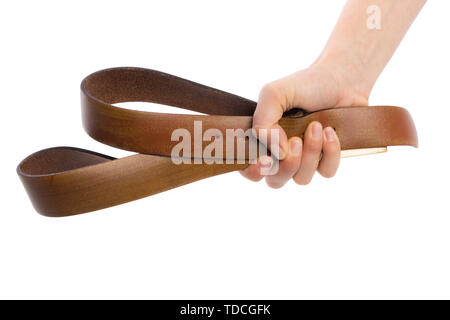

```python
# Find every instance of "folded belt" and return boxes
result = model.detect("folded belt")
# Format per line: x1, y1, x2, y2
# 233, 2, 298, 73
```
17, 67, 418, 217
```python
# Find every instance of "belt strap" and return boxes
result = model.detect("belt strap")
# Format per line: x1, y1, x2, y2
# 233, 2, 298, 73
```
17, 67, 418, 217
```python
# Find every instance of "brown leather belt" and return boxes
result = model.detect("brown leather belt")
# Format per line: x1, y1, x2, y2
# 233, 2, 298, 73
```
17, 67, 418, 217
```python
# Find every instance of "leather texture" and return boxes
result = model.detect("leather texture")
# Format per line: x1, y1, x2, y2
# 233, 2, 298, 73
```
17, 67, 418, 217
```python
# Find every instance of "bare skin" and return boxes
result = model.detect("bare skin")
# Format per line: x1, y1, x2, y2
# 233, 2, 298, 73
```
241, 0, 427, 187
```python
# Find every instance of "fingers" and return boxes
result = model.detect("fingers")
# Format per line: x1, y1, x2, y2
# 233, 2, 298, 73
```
253, 83, 290, 159
293, 122, 323, 185
265, 137, 303, 188
239, 156, 273, 182
240, 122, 341, 186
318, 127, 341, 178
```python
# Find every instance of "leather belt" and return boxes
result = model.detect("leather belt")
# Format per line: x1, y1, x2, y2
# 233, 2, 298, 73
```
17, 67, 418, 217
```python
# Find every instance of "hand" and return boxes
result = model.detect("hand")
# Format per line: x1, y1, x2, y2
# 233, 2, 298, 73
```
240, 62, 370, 187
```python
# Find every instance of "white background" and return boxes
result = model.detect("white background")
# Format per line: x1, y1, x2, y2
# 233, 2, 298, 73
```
1, 0, 448, 299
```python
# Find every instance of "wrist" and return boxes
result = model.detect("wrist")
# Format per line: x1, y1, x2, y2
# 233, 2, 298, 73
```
311, 49, 373, 105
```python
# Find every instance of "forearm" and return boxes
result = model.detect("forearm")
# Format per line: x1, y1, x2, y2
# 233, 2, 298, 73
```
315, 0, 426, 98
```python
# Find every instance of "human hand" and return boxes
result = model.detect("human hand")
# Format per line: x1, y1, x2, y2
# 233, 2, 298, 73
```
240, 62, 370, 187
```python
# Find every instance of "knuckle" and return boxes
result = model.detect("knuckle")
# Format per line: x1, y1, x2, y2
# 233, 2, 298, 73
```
239, 168, 263, 182
249, 175, 264, 182
249, 172, 265, 181
260, 82, 282, 101
319, 169, 336, 179
293, 175, 312, 186
266, 179, 284, 189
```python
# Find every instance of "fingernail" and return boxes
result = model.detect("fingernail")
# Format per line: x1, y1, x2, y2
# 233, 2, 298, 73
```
324, 127, 335, 142
290, 138, 302, 156
259, 156, 273, 167
312, 122, 322, 139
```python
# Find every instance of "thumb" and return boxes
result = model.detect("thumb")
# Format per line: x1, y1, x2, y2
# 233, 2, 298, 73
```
253, 82, 291, 160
